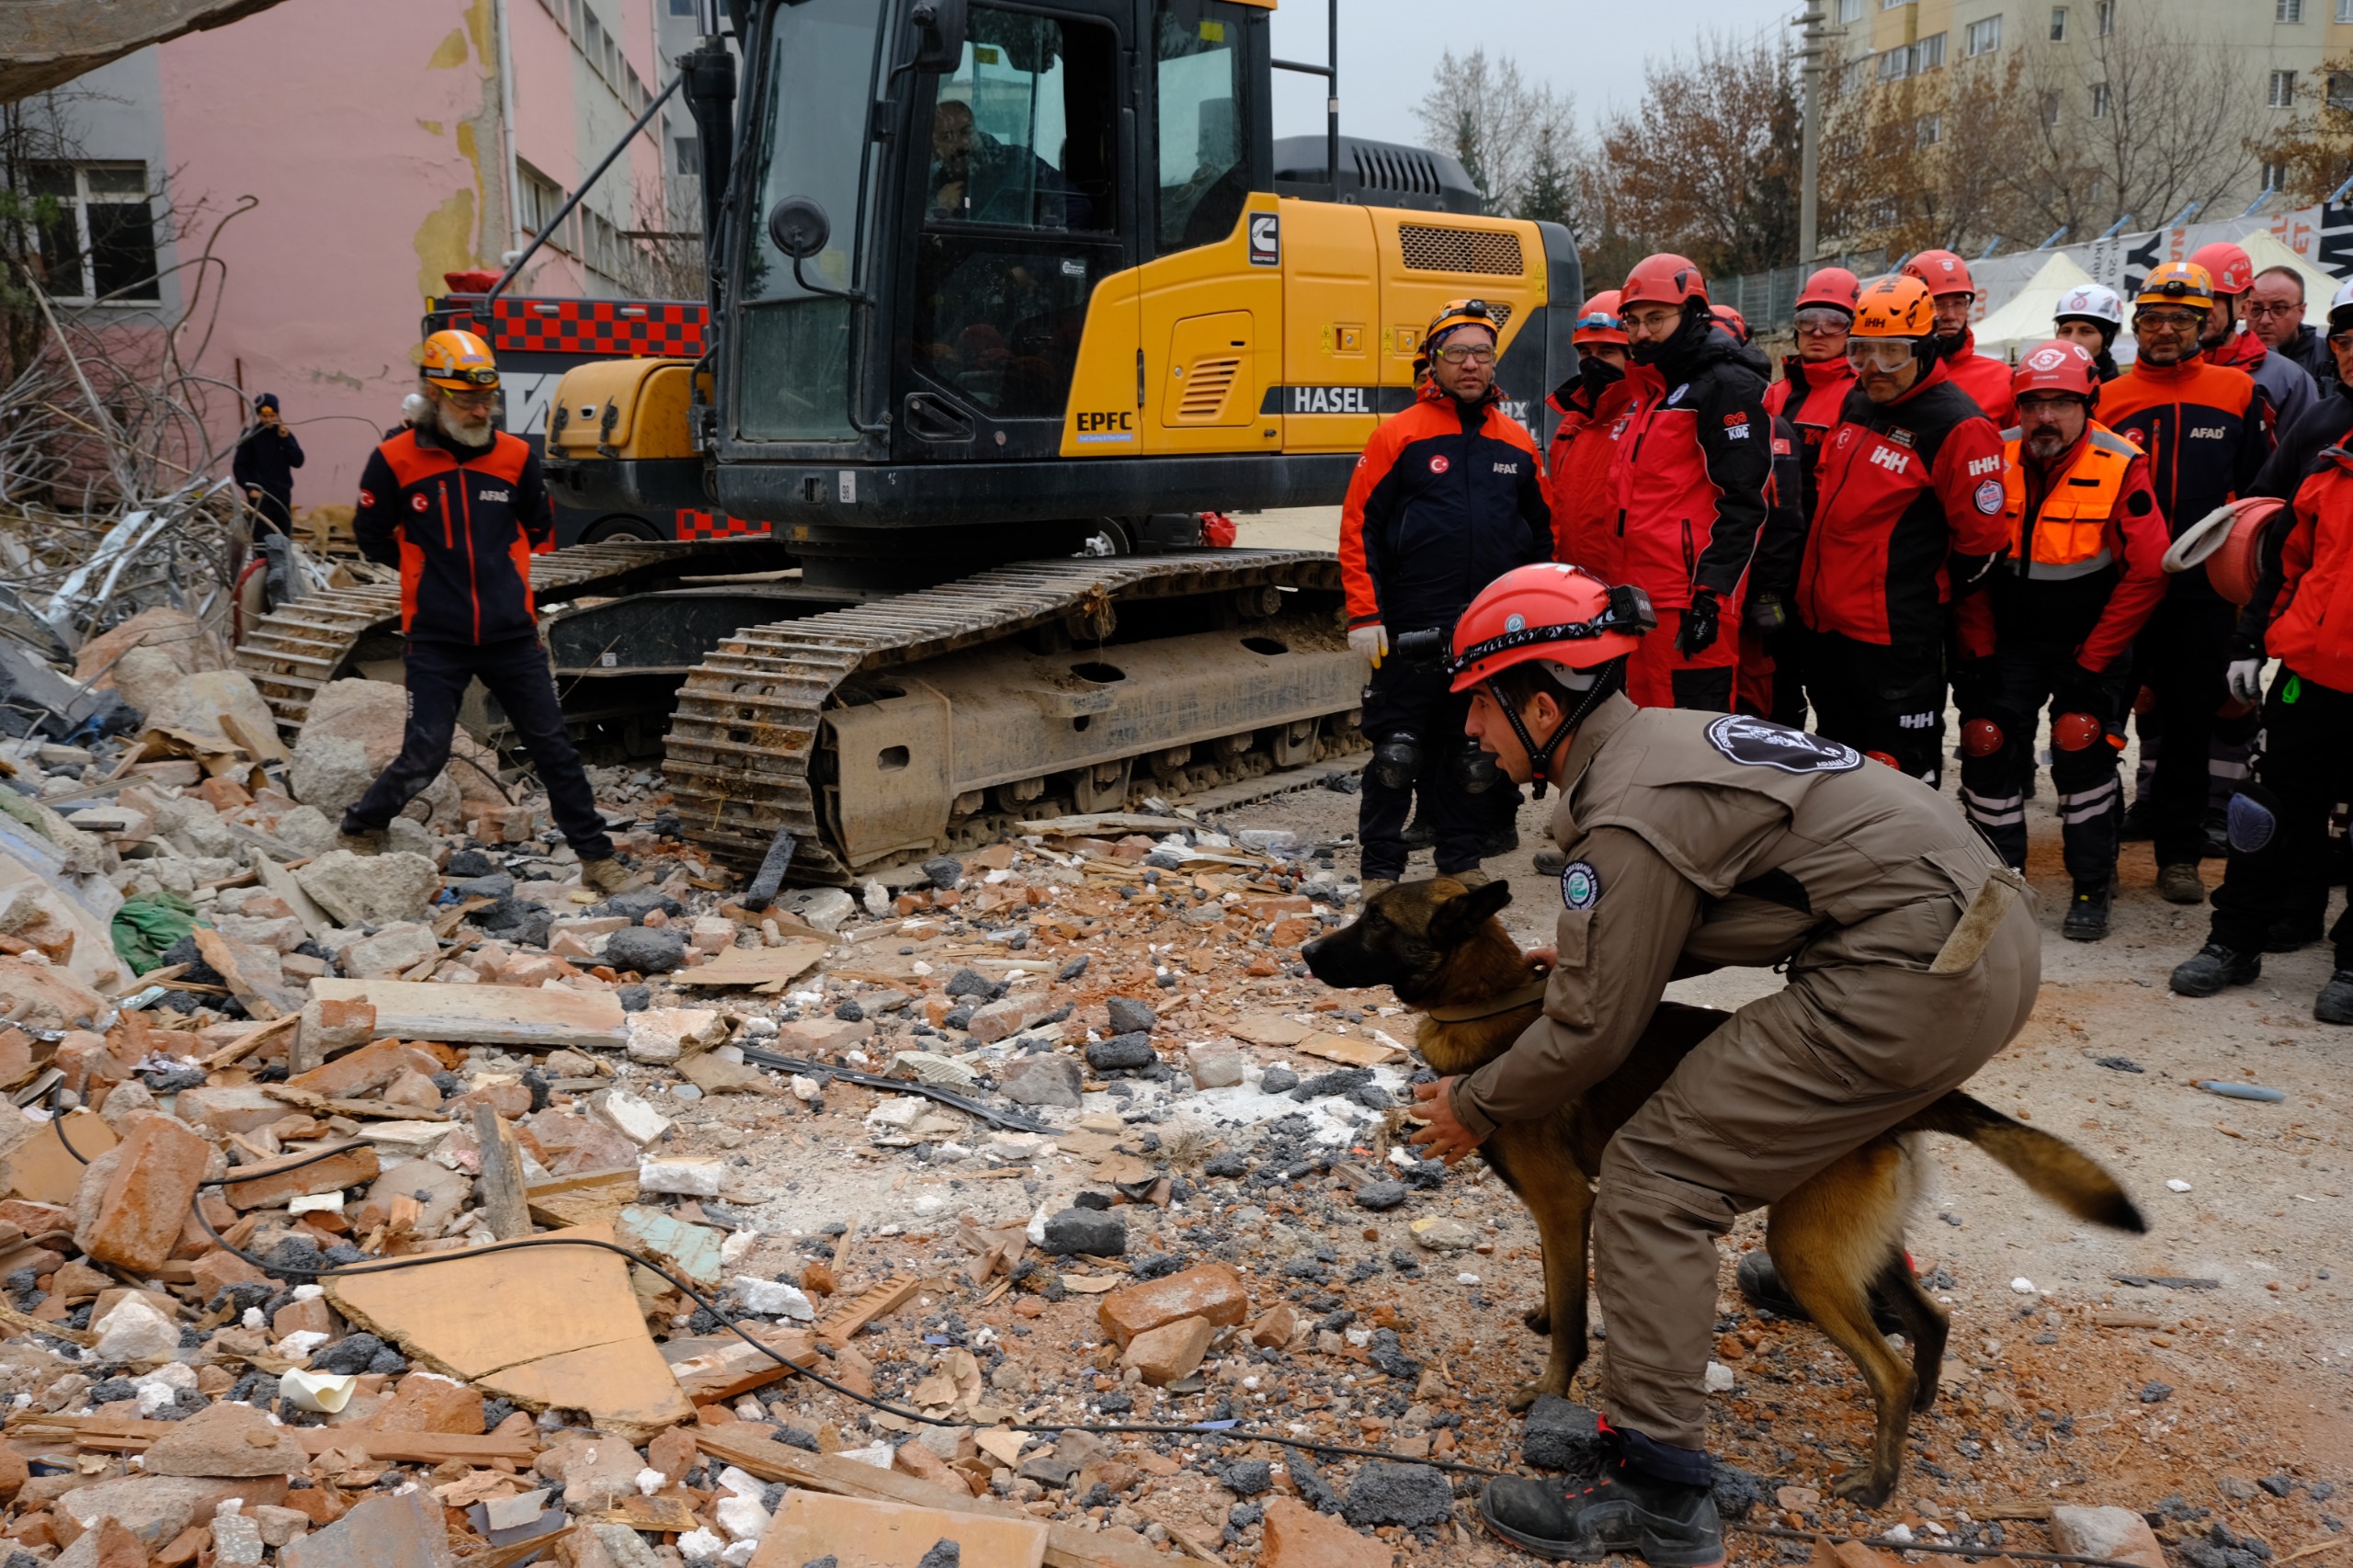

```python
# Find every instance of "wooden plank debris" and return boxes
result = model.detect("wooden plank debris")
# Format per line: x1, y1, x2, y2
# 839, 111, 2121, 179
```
307, 979, 627, 1050
751, 1489, 1048, 1568
817, 1276, 920, 1348
665, 939, 826, 991
6, 1414, 539, 1464
524, 1167, 638, 1231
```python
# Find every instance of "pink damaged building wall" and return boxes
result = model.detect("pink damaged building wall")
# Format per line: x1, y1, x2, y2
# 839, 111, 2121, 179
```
142, 0, 672, 510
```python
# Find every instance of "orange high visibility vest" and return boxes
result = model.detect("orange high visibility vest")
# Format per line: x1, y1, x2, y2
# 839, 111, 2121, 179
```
1998, 423, 2138, 578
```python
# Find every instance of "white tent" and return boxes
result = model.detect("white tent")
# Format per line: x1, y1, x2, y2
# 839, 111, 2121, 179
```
1970, 251, 2101, 365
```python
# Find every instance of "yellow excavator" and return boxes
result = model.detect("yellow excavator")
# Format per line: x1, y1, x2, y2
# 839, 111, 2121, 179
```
247, 0, 1580, 884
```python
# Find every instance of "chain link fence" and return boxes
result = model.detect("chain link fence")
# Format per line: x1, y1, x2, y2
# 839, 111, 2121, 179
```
1718, 251, 1893, 330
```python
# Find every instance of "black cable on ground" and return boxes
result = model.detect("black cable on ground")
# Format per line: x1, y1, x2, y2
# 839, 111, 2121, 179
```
43, 1094, 2162, 1568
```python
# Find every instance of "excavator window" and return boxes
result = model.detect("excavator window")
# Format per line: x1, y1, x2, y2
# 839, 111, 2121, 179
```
908, 6, 1120, 420
1152, 0, 1250, 254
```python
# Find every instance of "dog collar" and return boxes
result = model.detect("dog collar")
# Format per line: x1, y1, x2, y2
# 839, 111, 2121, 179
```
1422, 975, 1551, 1023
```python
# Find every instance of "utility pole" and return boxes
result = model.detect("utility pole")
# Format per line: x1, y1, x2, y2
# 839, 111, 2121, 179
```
1798, 0, 1828, 267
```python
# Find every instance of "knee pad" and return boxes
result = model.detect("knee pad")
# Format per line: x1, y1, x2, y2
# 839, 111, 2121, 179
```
1865, 749, 1903, 770
1961, 718, 2006, 758
2052, 711, 2104, 753
2226, 787, 2279, 855
2133, 685, 2156, 715
1450, 742, 1501, 794
1369, 730, 1424, 791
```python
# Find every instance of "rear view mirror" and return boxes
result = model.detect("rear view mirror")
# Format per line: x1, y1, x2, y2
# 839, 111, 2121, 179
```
767, 196, 831, 259
908, 0, 966, 72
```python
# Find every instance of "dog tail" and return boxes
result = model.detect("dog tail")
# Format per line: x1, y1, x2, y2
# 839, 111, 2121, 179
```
1902, 1092, 2148, 1233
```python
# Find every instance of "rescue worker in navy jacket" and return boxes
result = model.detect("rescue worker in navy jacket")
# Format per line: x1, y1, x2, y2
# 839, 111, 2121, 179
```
1338, 299, 1550, 896
342, 329, 649, 896
1950, 342, 2169, 942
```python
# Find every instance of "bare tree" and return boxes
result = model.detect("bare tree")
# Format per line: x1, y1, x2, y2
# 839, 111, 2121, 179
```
2254, 60, 2353, 203
2001, 14, 2265, 237
1597, 34, 1802, 279
1413, 51, 1585, 221
1819, 51, 2032, 256
621, 180, 709, 301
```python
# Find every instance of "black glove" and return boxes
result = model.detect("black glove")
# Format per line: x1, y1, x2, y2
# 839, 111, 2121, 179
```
1744, 590, 1788, 634
1949, 654, 1998, 717
1949, 549, 2006, 595
2053, 662, 2109, 721
1677, 589, 1722, 657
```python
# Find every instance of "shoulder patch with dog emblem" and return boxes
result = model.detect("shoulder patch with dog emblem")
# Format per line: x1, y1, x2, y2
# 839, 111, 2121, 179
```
1560, 859, 1601, 910
1704, 713, 1863, 774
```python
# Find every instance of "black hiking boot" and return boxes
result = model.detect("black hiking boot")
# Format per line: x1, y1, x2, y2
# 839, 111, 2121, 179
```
1481, 1459, 1724, 1566
2169, 942, 2260, 997
2061, 882, 2112, 942
2315, 970, 2353, 1026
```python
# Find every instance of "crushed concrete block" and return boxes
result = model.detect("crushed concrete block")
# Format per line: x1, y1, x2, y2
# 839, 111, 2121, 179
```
594, 1088, 672, 1147
2049, 1506, 2166, 1568
998, 1052, 1083, 1108
296, 850, 439, 928
280, 1484, 453, 1568
343, 923, 440, 979
1120, 1314, 1212, 1385
73, 1109, 211, 1273
89, 1294, 179, 1361
1521, 1395, 1609, 1471
1040, 1207, 1124, 1256
59, 1474, 286, 1547
141, 1397, 310, 1477
1186, 1041, 1245, 1088
1339, 1461, 1452, 1527
638, 1155, 724, 1198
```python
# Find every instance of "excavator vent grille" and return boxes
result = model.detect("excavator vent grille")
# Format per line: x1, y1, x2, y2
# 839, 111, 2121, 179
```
1398, 225, 1525, 276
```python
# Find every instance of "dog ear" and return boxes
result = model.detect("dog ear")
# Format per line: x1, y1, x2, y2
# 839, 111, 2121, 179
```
1428, 877, 1514, 948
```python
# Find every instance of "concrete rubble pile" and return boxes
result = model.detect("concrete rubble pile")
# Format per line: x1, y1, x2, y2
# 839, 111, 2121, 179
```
0, 624, 2331, 1568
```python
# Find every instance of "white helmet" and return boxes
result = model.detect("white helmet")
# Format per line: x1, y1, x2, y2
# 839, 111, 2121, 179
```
2053, 282, 2124, 329
2331, 277, 2353, 330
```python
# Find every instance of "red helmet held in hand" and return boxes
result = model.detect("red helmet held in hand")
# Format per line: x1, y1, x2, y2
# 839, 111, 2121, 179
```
2012, 339, 2101, 403
1620, 253, 1708, 311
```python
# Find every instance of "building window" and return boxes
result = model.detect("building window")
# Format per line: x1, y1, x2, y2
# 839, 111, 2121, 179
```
1878, 46, 1912, 81
2089, 81, 2109, 117
2271, 69, 2297, 108
1915, 31, 1945, 68
2279, 0, 2303, 20
667, 0, 696, 14
1836, 0, 1863, 17
2339, 0, 2353, 22
517, 162, 570, 251
2330, 70, 2353, 108
2051, 6, 2067, 40
2097, 0, 2113, 34
1964, 16, 2001, 55
27, 162, 159, 303
1917, 112, 1943, 143
2262, 161, 2288, 191
674, 134, 700, 176
2040, 90, 2062, 125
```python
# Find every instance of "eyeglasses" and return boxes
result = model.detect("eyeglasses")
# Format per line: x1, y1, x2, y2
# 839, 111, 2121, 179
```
2245, 301, 2302, 318
1844, 340, 1918, 369
1621, 309, 1681, 334
2329, 327, 2353, 346
2135, 311, 2201, 332
1794, 308, 1851, 335
1436, 344, 1496, 365
441, 387, 498, 408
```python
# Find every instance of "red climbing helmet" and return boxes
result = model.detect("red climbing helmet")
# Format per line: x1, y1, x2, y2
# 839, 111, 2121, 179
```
1448, 563, 1653, 694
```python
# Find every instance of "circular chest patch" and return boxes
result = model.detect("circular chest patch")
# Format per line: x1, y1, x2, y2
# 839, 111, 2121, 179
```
1428, 454, 1450, 475
358, 488, 375, 508
1704, 713, 1863, 774
1973, 479, 2004, 515
410, 493, 430, 512
1560, 859, 1601, 911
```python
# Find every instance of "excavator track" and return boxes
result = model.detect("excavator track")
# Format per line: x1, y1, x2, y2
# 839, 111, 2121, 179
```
665, 550, 1361, 881
233, 540, 767, 733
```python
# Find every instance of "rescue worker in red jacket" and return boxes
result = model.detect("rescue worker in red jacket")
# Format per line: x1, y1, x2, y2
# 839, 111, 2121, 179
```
2193, 240, 2316, 433
1902, 248, 2017, 426
1604, 254, 1771, 712
1546, 290, 1634, 579
1950, 342, 2169, 941
1339, 299, 1550, 896
2169, 446, 2353, 1025
2098, 261, 2273, 904
345, 330, 649, 894
1798, 275, 2008, 782
1756, 267, 1859, 724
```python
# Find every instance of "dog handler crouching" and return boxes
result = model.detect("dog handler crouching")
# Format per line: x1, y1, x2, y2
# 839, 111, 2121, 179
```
1410, 562, 2042, 1565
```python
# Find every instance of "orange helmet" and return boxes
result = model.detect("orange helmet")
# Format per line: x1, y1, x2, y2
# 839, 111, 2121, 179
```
2188, 241, 2254, 296
1573, 290, 1627, 347
1620, 253, 1708, 310
2012, 339, 2100, 403
1710, 304, 1751, 344
1415, 298, 1504, 377
1902, 249, 1977, 298
1796, 267, 1861, 314
1851, 276, 1937, 338
2135, 261, 2215, 312
420, 328, 498, 390
1449, 563, 1653, 693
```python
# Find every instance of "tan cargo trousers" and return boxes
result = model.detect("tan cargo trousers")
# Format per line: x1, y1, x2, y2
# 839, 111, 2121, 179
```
1591, 887, 2042, 1448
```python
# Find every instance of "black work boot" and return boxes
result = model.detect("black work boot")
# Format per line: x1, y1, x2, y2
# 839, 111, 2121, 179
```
2315, 970, 2353, 1026
2266, 914, 2325, 953
2169, 942, 2260, 997
2062, 881, 2112, 942
1481, 1443, 1723, 1566
1735, 1249, 1903, 1334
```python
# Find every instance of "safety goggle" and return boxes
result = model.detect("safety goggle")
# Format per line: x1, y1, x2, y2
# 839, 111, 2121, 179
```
1574, 311, 1622, 335
1435, 344, 1496, 365
2132, 309, 2202, 331
1794, 308, 1851, 334
1844, 339, 1919, 369
1449, 585, 1658, 678
429, 366, 501, 388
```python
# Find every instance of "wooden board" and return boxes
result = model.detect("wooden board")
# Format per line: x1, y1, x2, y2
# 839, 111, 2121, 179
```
665, 940, 826, 991
752, 1490, 1047, 1568
324, 1221, 691, 1441
8, 1414, 539, 1464
816, 1277, 920, 1348
1293, 1031, 1402, 1067
308, 979, 628, 1050
524, 1167, 638, 1231
662, 1325, 818, 1403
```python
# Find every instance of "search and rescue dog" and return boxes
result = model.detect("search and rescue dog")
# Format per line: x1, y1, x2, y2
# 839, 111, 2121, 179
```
1302, 876, 2147, 1505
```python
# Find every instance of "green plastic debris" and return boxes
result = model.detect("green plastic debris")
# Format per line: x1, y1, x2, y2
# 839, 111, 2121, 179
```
111, 892, 198, 974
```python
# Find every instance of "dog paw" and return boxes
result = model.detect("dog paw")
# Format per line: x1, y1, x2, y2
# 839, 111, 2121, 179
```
1521, 1305, 1552, 1336
1505, 1381, 1551, 1414
1830, 1469, 1894, 1507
